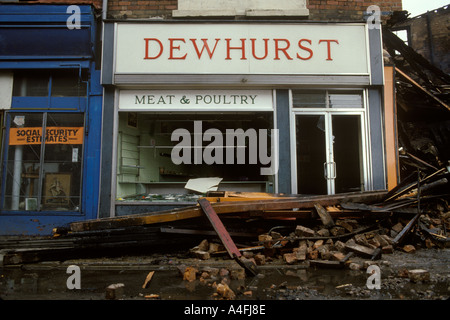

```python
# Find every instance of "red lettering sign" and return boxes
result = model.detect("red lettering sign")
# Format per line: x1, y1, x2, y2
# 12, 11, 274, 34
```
143, 37, 340, 62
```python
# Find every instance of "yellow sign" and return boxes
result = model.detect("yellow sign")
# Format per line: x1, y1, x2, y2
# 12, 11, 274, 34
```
9, 127, 84, 145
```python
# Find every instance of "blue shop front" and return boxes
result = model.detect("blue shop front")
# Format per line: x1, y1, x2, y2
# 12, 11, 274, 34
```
0, 4, 102, 235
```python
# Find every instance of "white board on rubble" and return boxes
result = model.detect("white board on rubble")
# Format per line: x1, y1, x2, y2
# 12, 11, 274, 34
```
185, 177, 223, 194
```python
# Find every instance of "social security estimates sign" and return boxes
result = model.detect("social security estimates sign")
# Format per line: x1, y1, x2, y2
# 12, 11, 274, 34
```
9, 127, 84, 145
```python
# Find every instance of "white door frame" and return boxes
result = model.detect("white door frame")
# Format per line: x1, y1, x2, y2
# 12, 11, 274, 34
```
289, 90, 371, 195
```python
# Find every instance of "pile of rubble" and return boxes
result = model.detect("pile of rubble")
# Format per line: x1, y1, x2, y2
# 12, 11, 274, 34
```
2, 168, 448, 273
180, 167, 449, 286
187, 206, 449, 271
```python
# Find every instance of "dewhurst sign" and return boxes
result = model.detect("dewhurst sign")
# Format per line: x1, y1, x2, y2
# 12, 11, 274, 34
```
114, 23, 369, 75
118, 90, 273, 111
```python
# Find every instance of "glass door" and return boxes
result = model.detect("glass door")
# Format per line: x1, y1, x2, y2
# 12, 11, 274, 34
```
295, 114, 327, 195
331, 114, 365, 194
295, 112, 366, 195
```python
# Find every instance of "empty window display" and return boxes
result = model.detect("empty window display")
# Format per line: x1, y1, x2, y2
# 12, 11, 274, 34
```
115, 112, 275, 202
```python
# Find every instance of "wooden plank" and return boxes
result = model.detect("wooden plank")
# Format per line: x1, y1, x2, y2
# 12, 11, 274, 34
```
224, 192, 292, 199
344, 242, 375, 258
3, 247, 80, 265
396, 68, 450, 112
384, 168, 446, 202
209, 190, 387, 215
309, 260, 344, 269
201, 196, 293, 203
314, 203, 335, 227
393, 212, 421, 247
142, 271, 155, 289
70, 206, 203, 232
384, 66, 401, 191
159, 227, 258, 238
406, 152, 439, 171
69, 190, 388, 233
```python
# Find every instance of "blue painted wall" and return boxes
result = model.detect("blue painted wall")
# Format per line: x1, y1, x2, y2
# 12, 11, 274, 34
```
0, 4, 102, 235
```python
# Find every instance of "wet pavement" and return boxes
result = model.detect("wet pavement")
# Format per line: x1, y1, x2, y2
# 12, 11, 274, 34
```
1, 248, 449, 301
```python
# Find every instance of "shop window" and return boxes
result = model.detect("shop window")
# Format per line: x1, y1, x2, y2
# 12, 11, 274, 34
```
1, 112, 84, 211
12, 70, 87, 98
328, 91, 363, 109
12, 72, 48, 97
292, 90, 326, 108
292, 90, 364, 109
115, 112, 274, 202
51, 70, 87, 97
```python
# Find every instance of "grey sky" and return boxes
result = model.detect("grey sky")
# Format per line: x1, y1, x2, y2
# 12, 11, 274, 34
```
402, 0, 449, 17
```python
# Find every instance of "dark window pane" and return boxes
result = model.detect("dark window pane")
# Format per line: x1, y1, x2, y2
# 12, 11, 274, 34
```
51, 70, 87, 97
328, 91, 363, 108
12, 71, 49, 97
292, 90, 326, 108
41, 113, 84, 211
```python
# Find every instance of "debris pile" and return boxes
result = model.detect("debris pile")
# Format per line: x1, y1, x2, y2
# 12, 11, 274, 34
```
1, 168, 448, 272
161, 168, 450, 297
382, 28, 450, 180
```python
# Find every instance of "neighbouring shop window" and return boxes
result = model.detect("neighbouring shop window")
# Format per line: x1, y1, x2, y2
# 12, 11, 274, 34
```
12, 69, 87, 97
1, 112, 84, 211
292, 90, 363, 109
292, 90, 326, 108
116, 112, 275, 202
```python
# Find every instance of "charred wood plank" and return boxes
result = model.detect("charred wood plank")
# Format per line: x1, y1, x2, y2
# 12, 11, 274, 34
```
314, 203, 335, 228
2, 247, 80, 265
344, 241, 375, 259
392, 212, 421, 247
396, 68, 450, 112
384, 168, 446, 202
382, 29, 450, 85
159, 227, 258, 238
68, 191, 387, 233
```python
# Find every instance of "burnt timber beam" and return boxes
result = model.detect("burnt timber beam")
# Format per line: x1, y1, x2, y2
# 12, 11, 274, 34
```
396, 68, 450, 112
68, 190, 388, 233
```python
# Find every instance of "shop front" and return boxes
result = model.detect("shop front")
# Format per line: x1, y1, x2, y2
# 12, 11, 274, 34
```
99, 21, 389, 218
0, 5, 102, 235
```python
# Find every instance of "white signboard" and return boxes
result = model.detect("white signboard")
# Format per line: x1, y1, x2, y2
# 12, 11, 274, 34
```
114, 23, 369, 76
119, 90, 273, 111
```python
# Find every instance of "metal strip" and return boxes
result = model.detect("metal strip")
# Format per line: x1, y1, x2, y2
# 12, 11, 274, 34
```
114, 74, 370, 87
198, 198, 258, 276
198, 198, 241, 259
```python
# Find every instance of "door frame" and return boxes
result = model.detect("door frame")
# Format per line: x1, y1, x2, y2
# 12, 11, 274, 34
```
289, 89, 372, 195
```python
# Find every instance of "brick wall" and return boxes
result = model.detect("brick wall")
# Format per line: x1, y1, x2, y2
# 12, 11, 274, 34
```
107, 0, 177, 19
308, 0, 402, 21
395, 6, 450, 73
106, 0, 402, 20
